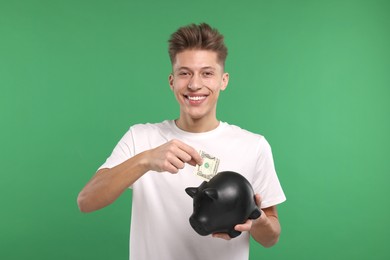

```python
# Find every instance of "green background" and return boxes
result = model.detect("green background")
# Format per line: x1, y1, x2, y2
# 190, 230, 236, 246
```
1, 0, 389, 259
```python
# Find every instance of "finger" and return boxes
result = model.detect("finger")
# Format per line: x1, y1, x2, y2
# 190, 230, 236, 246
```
235, 219, 253, 232
192, 151, 203, 166
173, 146, 193, 164
174, 140, 203, 165
174, 147, 200, 167
212, 233, 231, 240
161, 160, 179, 174
187, 158, 199, 167
167, 154, 185, 171
254, 194, 261, 208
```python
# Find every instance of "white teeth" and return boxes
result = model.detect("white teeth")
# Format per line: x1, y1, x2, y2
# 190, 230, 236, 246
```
188, 96, 206, 101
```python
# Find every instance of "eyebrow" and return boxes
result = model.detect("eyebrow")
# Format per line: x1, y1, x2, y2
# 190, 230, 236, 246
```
174, 66, 216, 72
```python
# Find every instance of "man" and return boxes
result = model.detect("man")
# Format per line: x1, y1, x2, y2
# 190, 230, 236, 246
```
78, 23, 286, 260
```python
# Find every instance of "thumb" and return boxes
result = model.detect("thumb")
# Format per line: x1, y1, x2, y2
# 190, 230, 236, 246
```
254, 194, 261, 208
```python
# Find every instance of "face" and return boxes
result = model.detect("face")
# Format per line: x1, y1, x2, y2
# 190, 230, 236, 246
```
169, 50, 229, 126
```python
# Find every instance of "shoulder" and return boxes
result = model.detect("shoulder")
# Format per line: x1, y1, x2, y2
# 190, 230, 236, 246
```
119, 121, 173, 151
129, 120, 172, 133
222, 122, 272, 152
127, 120, 175, 145
223, 122, 265, 141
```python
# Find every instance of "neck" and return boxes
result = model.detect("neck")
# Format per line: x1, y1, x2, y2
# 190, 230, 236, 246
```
175, 116, 220, 133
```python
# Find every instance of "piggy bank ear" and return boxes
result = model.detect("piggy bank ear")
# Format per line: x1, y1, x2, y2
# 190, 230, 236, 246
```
203, 188, 218, 200
185, 187, 198, 198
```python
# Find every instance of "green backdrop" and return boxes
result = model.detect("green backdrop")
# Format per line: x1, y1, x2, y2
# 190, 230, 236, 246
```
1, 0, 389, 259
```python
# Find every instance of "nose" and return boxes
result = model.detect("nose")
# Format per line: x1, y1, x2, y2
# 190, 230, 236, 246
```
188, 74, 202, 90
189, 216, 209, 236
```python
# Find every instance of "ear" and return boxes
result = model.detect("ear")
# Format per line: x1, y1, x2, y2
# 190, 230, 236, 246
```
248, 208, 261, 220
203, 188, 218, 200
220, 72, 229, 91
168, 73, 174, 91
185, 187, 198, 198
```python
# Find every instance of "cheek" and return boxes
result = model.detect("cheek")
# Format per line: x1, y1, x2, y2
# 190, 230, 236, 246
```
205, 79, 224, 91
172, 79, 189, 91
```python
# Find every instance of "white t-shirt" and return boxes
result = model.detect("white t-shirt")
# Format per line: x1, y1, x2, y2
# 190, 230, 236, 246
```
99, 120, 286, 260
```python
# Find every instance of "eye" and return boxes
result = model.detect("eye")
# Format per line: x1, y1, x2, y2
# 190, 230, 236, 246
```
203, 71, 214, 77
178, 71, 190, 77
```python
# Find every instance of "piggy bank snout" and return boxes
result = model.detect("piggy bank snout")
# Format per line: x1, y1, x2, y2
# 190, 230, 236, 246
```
189, 215, 209, 236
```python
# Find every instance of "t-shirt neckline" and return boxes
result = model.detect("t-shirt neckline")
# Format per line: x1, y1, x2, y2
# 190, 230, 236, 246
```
167, 120, 226, 138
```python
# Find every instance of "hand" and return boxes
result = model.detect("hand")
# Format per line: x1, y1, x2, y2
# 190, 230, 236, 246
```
145, 139, 203, 174
212, 194, 262, 240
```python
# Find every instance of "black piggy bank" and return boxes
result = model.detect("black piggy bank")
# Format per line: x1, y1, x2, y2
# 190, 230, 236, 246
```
185, 171, 261, 238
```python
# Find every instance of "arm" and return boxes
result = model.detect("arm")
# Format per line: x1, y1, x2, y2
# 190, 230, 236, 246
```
77, 139, 202, 213
249, 202, 281, 247
77, 151, 149, 213
212, 194, 281, 248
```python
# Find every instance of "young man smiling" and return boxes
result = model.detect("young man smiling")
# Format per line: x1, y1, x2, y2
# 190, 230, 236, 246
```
78, 23, 286, 260
169, 49, 228, 132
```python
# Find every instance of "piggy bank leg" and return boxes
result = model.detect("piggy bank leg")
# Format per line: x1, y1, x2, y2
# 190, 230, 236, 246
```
248, 208, 261, 220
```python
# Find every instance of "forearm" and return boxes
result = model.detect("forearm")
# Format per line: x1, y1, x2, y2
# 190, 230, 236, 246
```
77, 139, 202, 213
77, 151, 149, 213
250, 208, 281, 248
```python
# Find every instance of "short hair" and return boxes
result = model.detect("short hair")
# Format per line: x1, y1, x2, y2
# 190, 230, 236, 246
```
168, 23, 228, 67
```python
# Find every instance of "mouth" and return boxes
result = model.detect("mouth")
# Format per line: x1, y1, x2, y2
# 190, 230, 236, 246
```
184, 95, 207, 105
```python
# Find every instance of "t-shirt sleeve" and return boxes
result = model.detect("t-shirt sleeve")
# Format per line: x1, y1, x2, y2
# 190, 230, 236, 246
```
252, 137, 286, 209
98, 127, 135, 171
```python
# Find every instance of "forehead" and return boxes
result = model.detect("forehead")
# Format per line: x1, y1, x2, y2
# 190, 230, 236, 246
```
173, 50, 222, 71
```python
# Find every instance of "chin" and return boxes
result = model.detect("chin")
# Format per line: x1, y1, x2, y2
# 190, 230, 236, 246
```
187, 115, 204, 121
181, 109, 204, 119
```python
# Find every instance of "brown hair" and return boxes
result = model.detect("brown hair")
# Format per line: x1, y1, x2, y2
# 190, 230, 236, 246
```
168, 23, 228, 67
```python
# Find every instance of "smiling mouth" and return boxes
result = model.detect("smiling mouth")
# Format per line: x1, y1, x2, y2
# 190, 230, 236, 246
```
186, 95, 207, 101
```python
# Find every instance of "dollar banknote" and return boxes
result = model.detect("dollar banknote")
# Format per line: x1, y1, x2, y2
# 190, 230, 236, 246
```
194, 150, 220, 181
